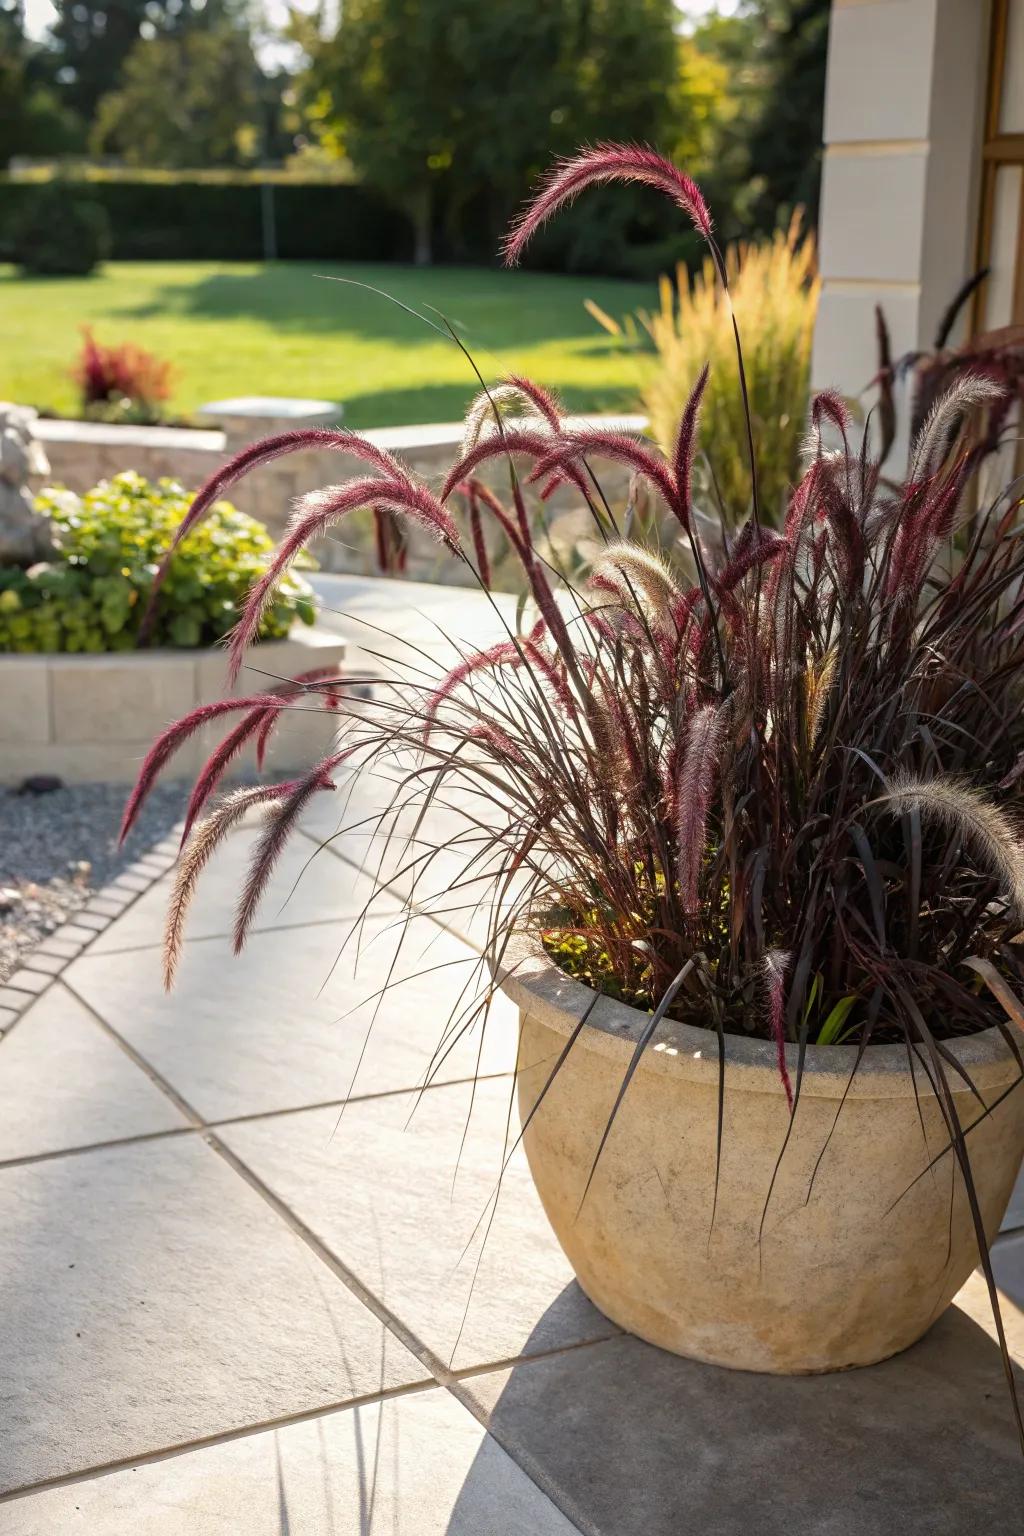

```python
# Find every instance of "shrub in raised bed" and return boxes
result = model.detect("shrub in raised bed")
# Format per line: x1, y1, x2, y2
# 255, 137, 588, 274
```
0, 472, 315, 652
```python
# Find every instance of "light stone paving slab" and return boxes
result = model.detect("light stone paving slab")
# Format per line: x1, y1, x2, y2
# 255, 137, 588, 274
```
993, 1230, 1024, 1309
0, 1135, 427, 1495
69, 912, 111, 933
85, 896, 132, 919
220, 1079, 617, 1374
0, 1387, 582, 1535
66, 914, 517, 1122
1001, 1166, 1024, 1234
297, 773, 519, 953
86, 821, 395, 956
3, 969, 50, 997
50, 925, 94, 947
0, 984, 188, 1163
21, 951, 67, 977
36, 938, 83, 959
460, 1291, 1024, 1536
0, 987, 34, 1011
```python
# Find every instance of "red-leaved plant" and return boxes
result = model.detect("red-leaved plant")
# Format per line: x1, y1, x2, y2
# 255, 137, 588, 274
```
124, 144, 1024, 1446
74, 326, 174, 422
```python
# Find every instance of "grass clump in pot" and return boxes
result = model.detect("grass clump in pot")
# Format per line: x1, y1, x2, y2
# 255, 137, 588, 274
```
122, 144, 1024, 1447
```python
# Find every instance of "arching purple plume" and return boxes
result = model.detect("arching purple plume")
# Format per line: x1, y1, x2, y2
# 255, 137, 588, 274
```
137, 428, 407, 643
503, 143, 712, 267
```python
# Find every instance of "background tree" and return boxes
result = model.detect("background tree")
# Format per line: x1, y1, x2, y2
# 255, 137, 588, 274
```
0, 0, 85, 168
91, 24, 264, 168
689, 0, 830, 236
50, 0, 249, 123
301, 0, 688, 265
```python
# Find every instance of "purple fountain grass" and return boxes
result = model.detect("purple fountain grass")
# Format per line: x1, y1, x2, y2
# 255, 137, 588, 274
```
126, 141, 1024, 1449
675, 702, 728, 913
163, 779, 304, 989
137, 427, 409, 643
232, 751, 352, 952
671, 362, 710, 514
120, 694, 291, 844
501, 142, 712, 266
763, 950, 793, 1111
226, 476, 463, 683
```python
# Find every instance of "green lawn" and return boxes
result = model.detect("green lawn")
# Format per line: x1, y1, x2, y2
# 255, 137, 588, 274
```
0, 261, 656, 429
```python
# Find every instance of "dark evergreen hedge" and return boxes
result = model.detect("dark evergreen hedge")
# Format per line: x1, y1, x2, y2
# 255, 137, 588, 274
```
0, 178, 412, 263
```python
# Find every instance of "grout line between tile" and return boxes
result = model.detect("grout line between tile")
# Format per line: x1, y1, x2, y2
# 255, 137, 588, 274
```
0, 1071, 516, 1174
70, 910, 388, 961
0, 1125, 195, 1173
202, 1133, 592, 1534
0, 1378, 439, 1507
4, 809, 592, 1529
449, 1331, 620, 1384
202, 1129, 454, 1382
294, 826, 484, 955
59, 977, 205, 1129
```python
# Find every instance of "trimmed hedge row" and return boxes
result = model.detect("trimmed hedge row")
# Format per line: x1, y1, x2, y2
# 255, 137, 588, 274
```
0, 178, 412, 263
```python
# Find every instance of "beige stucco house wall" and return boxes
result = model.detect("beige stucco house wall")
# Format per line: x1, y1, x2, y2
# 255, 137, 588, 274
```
814, 0, 1023, 448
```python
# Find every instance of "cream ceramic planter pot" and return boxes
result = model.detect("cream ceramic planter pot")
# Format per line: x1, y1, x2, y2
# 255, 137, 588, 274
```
500, 933, 1024, 1375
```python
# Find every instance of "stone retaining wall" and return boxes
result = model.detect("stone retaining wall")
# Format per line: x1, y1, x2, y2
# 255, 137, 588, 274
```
33, 415, 643, 589
0, 624, 345, 786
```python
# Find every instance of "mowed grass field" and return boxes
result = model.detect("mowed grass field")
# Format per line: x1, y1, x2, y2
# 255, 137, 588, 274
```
0, 261, 656, 429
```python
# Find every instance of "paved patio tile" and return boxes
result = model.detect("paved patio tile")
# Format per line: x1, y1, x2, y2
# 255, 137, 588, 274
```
85, 896, 133, 919
459, 1293, 1024, 1536
0, 987, 34, 1011
50, 925, 95, 947
66, 914, 518, 1121
0, 1135, 427, 1495
0, 1387, 581, 1535
993, 1229, 1024, 1307
3, 969, 50, 997
0, 984, 188, 1163
21, 951, 67, 977
1002, 1167, 1024, 1234
220, 1079, 617, 1374
86, 823, 395, 956
36, 938, 84, 960
70, 913, 112, 933
297, 776, 521, 953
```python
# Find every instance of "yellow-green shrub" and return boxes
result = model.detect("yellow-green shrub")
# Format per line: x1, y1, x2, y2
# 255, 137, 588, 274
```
0, 472, 316, 653
588, 217, 820, 526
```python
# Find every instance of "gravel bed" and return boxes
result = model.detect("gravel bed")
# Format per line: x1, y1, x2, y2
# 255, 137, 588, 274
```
0, 779, 191, 981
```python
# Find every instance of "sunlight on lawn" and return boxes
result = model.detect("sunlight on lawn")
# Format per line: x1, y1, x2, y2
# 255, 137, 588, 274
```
0, 260, 656, 428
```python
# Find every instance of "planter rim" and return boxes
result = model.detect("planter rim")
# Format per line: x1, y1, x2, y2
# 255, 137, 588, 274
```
497, 931, 1024, 1101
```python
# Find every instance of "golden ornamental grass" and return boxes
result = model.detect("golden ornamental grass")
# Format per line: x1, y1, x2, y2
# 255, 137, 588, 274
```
588, 215, 819, 527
